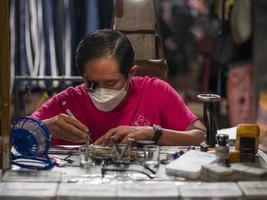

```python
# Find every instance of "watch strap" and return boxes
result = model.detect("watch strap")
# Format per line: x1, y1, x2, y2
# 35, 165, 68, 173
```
152, 124, 163, 144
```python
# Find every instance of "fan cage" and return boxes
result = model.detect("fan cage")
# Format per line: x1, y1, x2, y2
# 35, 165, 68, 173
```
11, 116, 51, 157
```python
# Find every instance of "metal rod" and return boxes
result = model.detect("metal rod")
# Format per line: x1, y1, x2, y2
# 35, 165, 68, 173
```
14, 75, 83, 81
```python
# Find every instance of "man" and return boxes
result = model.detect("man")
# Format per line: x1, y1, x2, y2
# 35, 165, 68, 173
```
32, 29, 206, 146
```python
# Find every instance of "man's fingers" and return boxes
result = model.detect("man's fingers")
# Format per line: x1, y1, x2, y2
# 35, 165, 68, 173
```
56, 118, 88, 141
94, 127, 118, 145
102, 128, 129, 145
121, 134, 135, 144
94, 138, 102, 145
43, 114, 89, 142
62, 114, 89, 132
52, 126, 86, 142
95, 127, 135, 146
112, 129, 130, 142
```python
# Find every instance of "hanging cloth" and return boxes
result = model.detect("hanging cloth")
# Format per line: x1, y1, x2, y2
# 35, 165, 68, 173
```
227, 62, 253, 126
35, 0, 46, 89
63, 0, 72, 82
18, 0, 31, 91
26, 0, 44, 90
10, 0, 15, 93
85, 0, 99, 33
230, 0, 252, 44
43, 0, 59, 90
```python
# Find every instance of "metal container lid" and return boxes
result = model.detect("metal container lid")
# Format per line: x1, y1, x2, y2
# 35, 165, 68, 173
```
197, 94, 221, 102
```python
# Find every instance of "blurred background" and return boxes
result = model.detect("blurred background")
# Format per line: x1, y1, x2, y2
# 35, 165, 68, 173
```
5, 0, 267, 135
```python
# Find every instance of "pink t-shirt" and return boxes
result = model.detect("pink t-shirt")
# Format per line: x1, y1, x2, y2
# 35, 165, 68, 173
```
32, 76, 197, 145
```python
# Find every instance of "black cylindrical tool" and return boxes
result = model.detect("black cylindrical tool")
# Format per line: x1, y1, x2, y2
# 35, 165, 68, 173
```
198, 94, 221, 148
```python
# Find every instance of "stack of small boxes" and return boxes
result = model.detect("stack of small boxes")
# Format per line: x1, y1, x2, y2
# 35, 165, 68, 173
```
200, 124, 267, 182
200, 163, 233, 182
200, 162, 267, 182
231, 163, 267, 181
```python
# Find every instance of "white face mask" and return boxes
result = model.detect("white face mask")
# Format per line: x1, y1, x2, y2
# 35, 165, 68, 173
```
88, 81, 128, 112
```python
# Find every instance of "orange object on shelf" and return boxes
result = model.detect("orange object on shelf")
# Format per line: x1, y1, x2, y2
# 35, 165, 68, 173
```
235, 124, 260, 153
229, 150, 240, 163
235, 124, 260, 162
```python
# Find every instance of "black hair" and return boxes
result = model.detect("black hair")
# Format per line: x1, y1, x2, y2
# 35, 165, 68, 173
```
75, 29, 135, 77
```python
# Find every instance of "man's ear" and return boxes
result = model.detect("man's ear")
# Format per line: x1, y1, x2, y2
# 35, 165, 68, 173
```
129, 65, 138, 76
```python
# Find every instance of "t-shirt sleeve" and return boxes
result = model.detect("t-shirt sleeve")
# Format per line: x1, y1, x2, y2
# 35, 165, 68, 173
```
31, 94, 62, 120
160, 82, 198, 130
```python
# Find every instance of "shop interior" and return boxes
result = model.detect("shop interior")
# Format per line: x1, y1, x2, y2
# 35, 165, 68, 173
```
1, 0, 267, 199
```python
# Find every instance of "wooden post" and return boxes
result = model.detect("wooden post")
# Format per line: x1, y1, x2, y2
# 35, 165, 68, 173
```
112, 0, 168, 80
112, 0, 157, 60
0, 0, 11, 170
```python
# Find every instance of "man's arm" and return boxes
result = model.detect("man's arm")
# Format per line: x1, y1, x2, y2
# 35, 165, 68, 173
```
94, 119, 206, 146
157, 119, 206, 146
32, 92, 89, 143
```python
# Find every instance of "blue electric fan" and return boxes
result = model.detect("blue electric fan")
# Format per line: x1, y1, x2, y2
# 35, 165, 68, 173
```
11, 116, 54, 170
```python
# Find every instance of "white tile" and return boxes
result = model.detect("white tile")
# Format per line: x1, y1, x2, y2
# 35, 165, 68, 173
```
238, 181, 267, 199
179, 182, 242, 199
57, 183, 116, 200
117, 182, 179, 200
2, 170, 61, 182
0, 182, 57, 200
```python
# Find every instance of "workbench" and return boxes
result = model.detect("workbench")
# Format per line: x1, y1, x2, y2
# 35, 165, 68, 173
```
1, 146, 267, 199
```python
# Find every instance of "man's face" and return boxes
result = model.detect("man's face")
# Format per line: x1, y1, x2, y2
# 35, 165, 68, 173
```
83, 57, 127, 91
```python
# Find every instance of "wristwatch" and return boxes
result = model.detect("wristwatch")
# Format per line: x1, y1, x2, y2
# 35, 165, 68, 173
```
152, 124, 163, 144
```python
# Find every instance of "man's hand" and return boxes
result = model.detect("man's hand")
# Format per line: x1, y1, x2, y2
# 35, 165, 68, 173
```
94, 125, 154, 146
43, 113, 89, 142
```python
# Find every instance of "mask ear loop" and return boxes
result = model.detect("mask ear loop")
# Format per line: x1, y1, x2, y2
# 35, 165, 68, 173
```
124, 71, 134, 91
124, 76, 131, 92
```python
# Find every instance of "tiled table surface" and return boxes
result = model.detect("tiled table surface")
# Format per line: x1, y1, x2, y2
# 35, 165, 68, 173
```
1, 148, 267, 199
